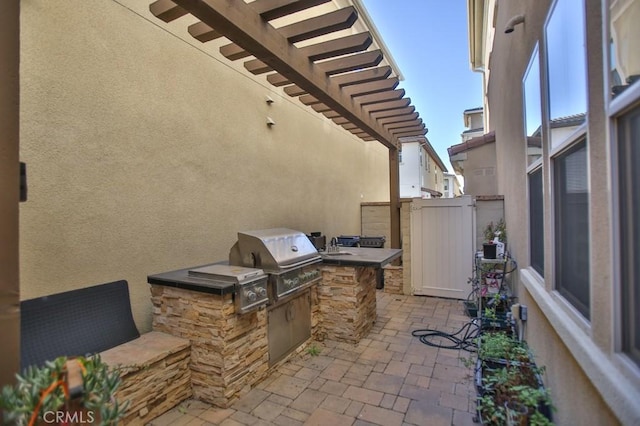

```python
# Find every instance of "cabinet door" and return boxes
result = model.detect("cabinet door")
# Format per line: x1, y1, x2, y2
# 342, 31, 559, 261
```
267, 291, 311, 365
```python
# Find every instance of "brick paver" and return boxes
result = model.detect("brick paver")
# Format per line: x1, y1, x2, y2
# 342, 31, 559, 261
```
147, 291, 476, 426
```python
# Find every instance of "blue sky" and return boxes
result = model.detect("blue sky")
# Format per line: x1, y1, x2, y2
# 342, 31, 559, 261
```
360, 0, 483, 171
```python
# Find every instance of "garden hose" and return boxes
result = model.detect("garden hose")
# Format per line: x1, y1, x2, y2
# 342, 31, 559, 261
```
411, 321, 480, 352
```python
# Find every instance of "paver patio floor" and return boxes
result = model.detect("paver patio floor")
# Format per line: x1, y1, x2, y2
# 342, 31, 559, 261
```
148, 291, 477, 426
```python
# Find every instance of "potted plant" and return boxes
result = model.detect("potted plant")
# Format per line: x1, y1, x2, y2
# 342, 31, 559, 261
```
482, 219, 507, 259
477, 363, 553, 425
475, 332, 553, 425
481, 294, 514, 332
0, 355, 128, 425
477, 331, 530, 365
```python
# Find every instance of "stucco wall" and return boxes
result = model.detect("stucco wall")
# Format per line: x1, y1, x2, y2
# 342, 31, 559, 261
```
458, 143, 498, 196
19, 0, 390, 332
486, 0, 632, 424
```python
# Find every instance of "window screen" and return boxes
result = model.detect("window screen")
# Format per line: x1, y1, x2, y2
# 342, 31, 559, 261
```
618, 104, 640, 366
554, 140, 590, 319
529, 168, 544, 276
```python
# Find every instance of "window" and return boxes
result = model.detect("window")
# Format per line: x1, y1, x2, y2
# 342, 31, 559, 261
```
524, 45, 543, 167
610, 0, 640, 368
529, 168, 544, 276
618, 104, 640, 366
546, 0, 590, 319
524, 45, 544, 277
554, 140, 590, 319
546, 0, 587, 149
609, 0, 640, 98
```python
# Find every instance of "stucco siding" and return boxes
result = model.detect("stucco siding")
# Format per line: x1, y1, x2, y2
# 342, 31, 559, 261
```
484, 0, 639, 424
19, 0, 390, 331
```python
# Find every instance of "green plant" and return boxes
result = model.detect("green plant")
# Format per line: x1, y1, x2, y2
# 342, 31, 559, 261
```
0, 355, 128, 425
478, 364, 554, 425
478, 331, 530, 363
483, 219, 507, 243
306, 344, 321, 357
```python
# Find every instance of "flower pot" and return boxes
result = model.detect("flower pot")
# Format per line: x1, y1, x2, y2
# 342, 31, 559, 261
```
464, 300, 478, 318
483, 243, 497, 259
505, 401, 528, 426
475, 358, 554, 425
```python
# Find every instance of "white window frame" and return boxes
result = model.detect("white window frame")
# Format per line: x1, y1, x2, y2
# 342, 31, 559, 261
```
543, 0, 591, 324
607, 0, 640, 377
523, 43, 545, 281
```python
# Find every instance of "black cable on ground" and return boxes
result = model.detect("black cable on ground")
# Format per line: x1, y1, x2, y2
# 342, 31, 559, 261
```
411, 321, 480, 352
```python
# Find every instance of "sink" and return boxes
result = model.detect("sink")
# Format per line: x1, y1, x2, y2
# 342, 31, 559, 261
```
322, 251, 353, 256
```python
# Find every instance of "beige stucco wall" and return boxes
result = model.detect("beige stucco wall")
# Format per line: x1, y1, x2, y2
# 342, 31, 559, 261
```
455, 143, 498, 196
485, 0, 637, 424
360, 202, 391, 241
19, 0, 390, 332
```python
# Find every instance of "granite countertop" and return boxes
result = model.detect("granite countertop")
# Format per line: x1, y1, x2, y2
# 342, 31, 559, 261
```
149, 248, 402, 295
147, 262, 236, 296
320, 247, 402, 267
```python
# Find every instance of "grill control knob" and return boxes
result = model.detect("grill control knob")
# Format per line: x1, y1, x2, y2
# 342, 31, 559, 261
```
244, 290, 257, 302
256, 286, 267, 298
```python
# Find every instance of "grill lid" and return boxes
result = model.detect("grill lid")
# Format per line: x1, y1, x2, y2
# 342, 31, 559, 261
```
229, 228, 321, 271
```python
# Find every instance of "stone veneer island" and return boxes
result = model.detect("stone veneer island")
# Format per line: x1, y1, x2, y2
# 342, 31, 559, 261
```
147, 247, 401, 408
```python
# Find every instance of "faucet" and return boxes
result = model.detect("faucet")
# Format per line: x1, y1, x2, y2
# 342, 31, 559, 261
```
329, 237, 339, 252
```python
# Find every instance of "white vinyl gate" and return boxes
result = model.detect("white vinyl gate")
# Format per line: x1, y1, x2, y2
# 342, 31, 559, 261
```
410, 196, 475, 299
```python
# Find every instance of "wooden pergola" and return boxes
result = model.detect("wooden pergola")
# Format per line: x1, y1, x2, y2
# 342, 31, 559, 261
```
149, 0, 428, 248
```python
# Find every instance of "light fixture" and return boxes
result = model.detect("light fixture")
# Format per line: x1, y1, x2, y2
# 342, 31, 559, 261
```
266, 117, 276, 126
265, 96, 274, 105
504, 14, 525, 34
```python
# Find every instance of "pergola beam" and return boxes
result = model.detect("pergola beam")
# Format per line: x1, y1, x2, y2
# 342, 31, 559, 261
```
170, 0, 399, 147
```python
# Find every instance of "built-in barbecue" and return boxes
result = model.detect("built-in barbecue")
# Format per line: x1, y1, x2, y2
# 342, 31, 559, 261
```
187, 264, 269, 314
228, 228, 322, 364
147, 229, 402, 405
229, 228, 322, 303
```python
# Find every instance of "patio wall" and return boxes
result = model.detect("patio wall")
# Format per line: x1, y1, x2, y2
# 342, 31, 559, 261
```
482, 0, 637, 424
18, 0, 389, 332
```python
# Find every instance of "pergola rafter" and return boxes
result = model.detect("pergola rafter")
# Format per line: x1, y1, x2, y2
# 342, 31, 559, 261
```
147, 0, 431, 249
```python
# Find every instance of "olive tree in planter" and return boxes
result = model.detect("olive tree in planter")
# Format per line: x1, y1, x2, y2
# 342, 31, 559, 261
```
0, 355, 128, 425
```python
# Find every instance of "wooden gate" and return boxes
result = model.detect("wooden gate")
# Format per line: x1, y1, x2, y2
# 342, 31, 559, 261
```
410, 196, 475, 299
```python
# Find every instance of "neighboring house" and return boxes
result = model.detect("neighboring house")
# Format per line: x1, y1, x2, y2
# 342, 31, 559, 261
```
398, 136, 447, 198
448, 107, 495, 197
442, 173, 462, 198
448, 131, 497, 197
461, 106, 484, 141
467, 0, 640, 425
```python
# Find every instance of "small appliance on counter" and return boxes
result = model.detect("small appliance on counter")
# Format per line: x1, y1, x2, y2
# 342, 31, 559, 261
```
306, 232, 326, 251
188, 264, 268, 314
337, 235, 360, 247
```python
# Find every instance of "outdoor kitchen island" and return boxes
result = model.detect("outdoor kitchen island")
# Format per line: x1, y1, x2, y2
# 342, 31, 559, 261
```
147, 230, 401, 408
318, 247, 402, 343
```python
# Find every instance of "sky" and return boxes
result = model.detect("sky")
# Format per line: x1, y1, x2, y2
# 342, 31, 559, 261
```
359, 0, 483, 172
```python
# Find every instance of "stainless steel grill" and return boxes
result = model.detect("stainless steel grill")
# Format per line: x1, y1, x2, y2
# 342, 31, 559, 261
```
229, 228, 322, 365
229, 228, 322, 302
